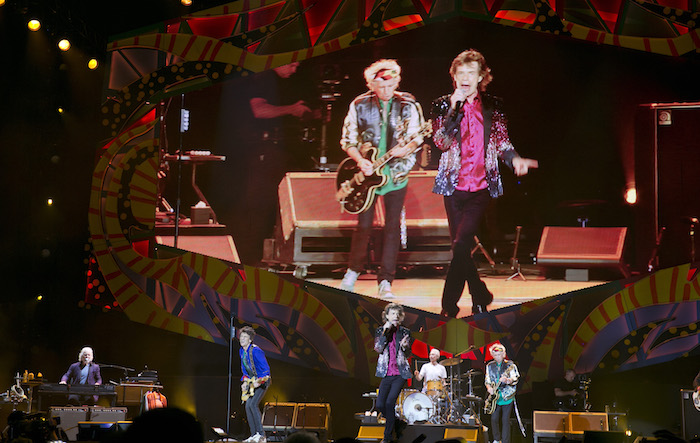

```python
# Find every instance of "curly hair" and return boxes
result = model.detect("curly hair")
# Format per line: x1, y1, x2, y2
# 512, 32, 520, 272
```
240, 326, 256, 340
449, 49, 493, 91
381, 303, 405, 323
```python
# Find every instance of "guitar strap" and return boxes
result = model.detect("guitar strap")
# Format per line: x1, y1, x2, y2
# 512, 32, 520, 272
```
245, 345, 257, 378
513, 397, 526, 437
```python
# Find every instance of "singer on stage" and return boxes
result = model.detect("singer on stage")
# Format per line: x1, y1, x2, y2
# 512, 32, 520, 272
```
374, 303, 412, 443
60, 346, 102, 404
431, 49, 538, 317
239, 326, 271, 443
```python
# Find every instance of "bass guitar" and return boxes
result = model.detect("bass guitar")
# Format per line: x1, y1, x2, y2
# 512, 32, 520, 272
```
241, 376, 269, 401
335, 121, 432, 214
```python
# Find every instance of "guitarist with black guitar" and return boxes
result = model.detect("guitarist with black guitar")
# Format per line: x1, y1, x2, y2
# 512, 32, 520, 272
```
484, 343, 520, 443
337, 59, 427, 299
239, 326, 271, 443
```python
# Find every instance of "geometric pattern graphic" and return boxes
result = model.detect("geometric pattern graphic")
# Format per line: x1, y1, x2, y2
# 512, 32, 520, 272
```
88, 0, 700, 387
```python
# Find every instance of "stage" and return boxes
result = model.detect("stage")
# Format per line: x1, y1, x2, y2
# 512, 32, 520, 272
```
308, 266, 606, 315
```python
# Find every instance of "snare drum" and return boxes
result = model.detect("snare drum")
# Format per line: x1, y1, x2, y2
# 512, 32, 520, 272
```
425, 379, 444, 397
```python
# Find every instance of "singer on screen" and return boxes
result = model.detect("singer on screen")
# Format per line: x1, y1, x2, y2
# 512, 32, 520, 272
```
431, 49, 538, 318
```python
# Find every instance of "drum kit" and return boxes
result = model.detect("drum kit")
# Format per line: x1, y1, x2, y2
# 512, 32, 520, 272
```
395, 356, 484, 425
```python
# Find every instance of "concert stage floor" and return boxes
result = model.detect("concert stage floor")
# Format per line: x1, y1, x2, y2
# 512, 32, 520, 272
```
309, 268, 606, 315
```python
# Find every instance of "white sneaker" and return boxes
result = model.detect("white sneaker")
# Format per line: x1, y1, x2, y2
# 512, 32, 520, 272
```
378, 280, 395, 299
257, 435, 267, 443
340, 269, 359, 291
243, 433, 261, 443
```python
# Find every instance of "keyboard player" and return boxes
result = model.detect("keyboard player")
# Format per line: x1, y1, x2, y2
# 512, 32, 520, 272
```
60, 346, 102, 404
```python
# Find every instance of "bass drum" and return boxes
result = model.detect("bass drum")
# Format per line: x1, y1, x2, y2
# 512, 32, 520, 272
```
401, 392, 434, 424
395, 389, 419, 420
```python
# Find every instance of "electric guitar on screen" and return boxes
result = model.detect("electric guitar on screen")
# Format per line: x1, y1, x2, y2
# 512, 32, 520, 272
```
241, 376, 269, 402
693, 390, 700, 411
335, 120, 432, 214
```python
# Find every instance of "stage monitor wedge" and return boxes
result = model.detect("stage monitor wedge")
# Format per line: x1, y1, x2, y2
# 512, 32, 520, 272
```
536, 227, 630, 279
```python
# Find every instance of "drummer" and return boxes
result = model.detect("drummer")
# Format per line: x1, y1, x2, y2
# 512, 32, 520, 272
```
414, 348, 448, 396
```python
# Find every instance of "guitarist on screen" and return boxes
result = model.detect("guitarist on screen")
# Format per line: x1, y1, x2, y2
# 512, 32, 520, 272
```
485, 343, 520, 443
338, 59, 427, 299
239, 326, 271, 443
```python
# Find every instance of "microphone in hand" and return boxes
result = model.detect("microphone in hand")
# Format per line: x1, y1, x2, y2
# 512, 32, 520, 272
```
450, 100, 464, 122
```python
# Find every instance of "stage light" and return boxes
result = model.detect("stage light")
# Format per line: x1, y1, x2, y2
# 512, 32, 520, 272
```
87, 58, 99, 70
181, 0, 193, 5
625, 429, 632, 437
57, 38, 71, 51
27, 19, 41, 31
0, 0, 6, 6
624, 188, 637, 205
57, 107, 64, 114
47, 198, 53, 206
36, 295, 43, 301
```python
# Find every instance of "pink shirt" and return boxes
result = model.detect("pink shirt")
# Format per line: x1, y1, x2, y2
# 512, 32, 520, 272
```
455, 97, 487, 192
387, 333, 400, 376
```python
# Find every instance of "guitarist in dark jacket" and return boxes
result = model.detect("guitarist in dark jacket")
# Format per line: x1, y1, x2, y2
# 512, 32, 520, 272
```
239, 326, 271, 443
338, 59, 426, 299
485, 343, 520, 443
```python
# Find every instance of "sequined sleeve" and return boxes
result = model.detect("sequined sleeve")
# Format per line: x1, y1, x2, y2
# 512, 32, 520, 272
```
431, 97, 460, 152
491, 108, 518, 168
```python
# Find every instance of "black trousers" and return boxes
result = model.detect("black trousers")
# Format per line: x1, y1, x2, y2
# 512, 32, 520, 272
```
490, 401, 514, 443
441, 189, 493, 316
376, 375, 406, 442
348, 186, 407, 283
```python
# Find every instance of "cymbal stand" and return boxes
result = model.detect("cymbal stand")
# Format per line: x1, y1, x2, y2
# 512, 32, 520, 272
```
507, 226, 526, 281
444, 364, 460, 423
471, 235, 497, 274
462, 372, 481, 425
646, 227, 665, 272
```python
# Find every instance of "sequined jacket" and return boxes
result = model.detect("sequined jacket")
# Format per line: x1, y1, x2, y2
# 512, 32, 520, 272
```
485, 359, 520, 402
374, 325, 413, 380
341, 91, 425, 185
431, 93, 518, 198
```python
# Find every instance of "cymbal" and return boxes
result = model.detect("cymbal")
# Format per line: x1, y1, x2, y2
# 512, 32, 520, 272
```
440, 357, 463, 367
462, 369, 482, 377
461, 395, 483, 403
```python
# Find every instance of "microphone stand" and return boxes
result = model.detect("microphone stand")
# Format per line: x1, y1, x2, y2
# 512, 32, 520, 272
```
226, 307, 235, 435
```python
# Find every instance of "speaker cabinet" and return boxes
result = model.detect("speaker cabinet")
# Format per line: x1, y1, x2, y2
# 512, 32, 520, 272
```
156, 235, 239, 263
570, 412, 608, 434
293, 403, 330, 430
635, 103, 700, 270
89, 406, 127, 422
536, 227, 629, 278
50, 407, 89, 441
533, 411, 568, 434
533, 411, 609, 443
274, 171, 451, 268
681, 389, 700, 440
262, 402, 296, 431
